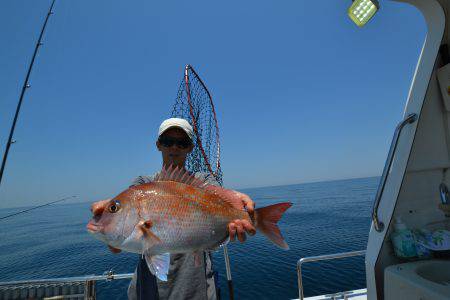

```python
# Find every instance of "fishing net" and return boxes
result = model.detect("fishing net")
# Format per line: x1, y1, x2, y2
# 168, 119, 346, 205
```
171, 65, 223, 186
171, 66, 232, 299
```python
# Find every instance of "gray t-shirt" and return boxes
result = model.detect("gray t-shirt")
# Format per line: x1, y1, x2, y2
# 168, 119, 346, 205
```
127, 172, 219, 300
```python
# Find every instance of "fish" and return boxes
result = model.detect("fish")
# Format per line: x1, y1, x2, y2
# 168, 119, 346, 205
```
87, 165, 292, 281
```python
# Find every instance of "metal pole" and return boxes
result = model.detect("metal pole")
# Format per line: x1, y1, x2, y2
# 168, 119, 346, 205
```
0, 0, 56, 188
223, 245, 233, 300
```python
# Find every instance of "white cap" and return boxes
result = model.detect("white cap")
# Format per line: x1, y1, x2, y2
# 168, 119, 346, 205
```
158, 118, 194, 141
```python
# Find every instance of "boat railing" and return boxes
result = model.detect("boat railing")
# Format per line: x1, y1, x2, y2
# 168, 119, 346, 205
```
297, 250, 366, 300
0, 271, 133, 300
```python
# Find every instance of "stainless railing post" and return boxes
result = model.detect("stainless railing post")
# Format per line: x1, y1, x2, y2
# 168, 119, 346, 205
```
372, 113, 417, 232
296, 250, 366, 300
297, 259, 305, 300
84, 280, 95, 300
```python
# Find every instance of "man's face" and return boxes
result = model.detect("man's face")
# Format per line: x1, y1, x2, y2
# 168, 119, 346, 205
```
156, 128, 193, 166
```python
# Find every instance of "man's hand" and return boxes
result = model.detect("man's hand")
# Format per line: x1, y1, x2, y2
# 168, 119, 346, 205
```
228, 192, 256, 243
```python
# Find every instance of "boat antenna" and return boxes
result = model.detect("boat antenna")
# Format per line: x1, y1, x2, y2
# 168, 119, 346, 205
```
0, 195, 76, 221
0, 0, 57, 188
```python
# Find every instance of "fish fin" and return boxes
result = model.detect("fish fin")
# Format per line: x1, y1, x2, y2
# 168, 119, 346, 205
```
108, 245, 122, 254
255, 202, 292, 250
193, 251, 203, 267
144, 253, 171, 281
153, 165, 210, 189
139, 220, 162, 247
122, 220, 161, 251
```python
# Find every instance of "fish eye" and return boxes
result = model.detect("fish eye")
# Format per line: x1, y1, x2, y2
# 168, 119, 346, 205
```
108, 200, 121, 213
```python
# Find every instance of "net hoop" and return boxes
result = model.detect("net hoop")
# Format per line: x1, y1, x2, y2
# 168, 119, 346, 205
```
171, 65, 223, 185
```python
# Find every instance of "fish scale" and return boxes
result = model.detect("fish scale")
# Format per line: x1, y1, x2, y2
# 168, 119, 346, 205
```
138, 183, 235, 253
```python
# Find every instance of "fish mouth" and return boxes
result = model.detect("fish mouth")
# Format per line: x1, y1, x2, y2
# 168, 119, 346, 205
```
87, 220, 103, 233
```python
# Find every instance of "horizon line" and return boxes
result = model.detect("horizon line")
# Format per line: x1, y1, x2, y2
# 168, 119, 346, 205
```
0, 174, 380, 211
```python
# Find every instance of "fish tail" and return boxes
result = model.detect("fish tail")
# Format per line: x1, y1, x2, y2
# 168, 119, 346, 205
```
255, 202, 292, 250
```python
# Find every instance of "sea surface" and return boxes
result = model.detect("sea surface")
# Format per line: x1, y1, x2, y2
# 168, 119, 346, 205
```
0, 176, 378, 299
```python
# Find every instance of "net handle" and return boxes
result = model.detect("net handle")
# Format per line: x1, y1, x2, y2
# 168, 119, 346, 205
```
184, 64, 221, 178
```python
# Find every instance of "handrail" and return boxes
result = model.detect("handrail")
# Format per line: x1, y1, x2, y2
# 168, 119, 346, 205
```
372, 113, 417, 232
297, 250, 366, 300
0, 271, 134, 287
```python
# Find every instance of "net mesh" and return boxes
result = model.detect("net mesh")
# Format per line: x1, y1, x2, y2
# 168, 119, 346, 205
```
171, 65, 223, 185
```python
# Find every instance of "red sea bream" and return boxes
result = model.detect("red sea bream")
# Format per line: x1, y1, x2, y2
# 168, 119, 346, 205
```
87, 166, 292, 281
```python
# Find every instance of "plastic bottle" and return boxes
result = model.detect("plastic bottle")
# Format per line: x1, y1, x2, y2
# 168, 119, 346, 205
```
391, 217, 417, 258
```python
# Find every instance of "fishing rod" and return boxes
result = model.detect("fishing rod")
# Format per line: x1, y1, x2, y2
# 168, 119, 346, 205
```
0, 195, 76, 221
0, 0, 57, 188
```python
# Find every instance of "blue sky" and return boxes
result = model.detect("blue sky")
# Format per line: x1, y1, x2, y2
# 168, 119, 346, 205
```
0, 0, 426, 208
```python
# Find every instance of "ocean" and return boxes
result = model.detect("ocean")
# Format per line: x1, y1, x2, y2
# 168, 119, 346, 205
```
0, 176, 377, 299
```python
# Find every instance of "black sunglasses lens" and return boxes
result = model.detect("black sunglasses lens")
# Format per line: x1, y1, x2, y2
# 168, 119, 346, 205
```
159, 138, 191, 148
178, 140, 192, 148
159, 139, 173, 147
159, 138, 174, 147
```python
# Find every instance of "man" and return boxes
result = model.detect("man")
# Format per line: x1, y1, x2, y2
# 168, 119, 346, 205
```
127, 118, 256, 300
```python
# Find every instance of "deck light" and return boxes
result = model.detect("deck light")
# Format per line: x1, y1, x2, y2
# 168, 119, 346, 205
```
348, 0, 379, 27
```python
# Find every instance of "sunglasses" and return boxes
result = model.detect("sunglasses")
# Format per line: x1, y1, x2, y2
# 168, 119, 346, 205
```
158, 137, 192, 149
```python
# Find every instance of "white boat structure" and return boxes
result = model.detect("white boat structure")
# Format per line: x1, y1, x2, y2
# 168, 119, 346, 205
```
300, 0, 450, 299
1, 0, 450, 299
